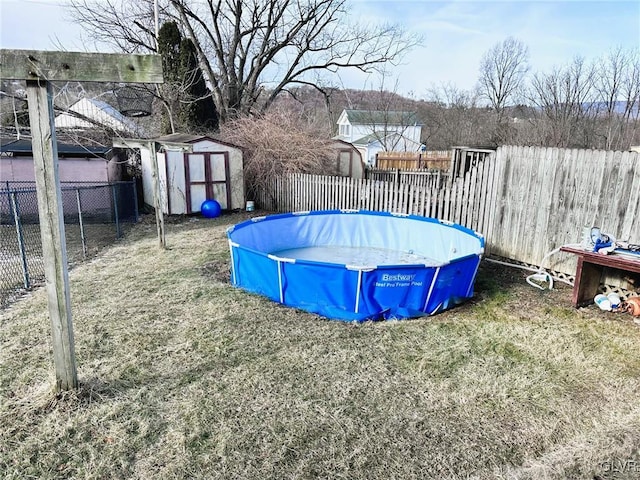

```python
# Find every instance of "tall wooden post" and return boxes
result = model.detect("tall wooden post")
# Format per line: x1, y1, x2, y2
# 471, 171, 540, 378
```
26, 78, 78, 390
148, 141, 166, 248
1, 49, 163, 392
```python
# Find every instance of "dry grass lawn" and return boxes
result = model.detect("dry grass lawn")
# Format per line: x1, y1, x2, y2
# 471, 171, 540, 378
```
1, 212, 639, 480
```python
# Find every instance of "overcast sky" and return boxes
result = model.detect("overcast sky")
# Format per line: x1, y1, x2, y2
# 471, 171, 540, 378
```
1, 0, 639, 98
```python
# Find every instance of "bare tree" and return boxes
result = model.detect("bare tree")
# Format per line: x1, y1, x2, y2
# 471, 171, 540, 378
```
593, 47, 640, 149
619, 50, 640, 147
219, 108, 337, 201
478, 37, 529, 116
421, 83, 490, 149
68, 0, 159, 53
527, 57, 596, 148
68, 0, 419, 124
478, 37, 529, 144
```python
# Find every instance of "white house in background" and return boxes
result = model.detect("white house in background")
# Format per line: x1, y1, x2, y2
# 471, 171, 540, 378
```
55, 98, 144, 136
333, 109, 423, 166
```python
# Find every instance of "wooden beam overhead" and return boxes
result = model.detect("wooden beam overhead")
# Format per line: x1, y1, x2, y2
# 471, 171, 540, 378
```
0, 49, 163, 83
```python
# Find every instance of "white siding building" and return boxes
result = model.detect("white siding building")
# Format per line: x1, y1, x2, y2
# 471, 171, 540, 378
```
333, 109, 423, 166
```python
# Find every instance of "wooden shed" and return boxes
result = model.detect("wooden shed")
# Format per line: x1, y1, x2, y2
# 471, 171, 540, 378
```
114, 134, 245, 214
332, 139, 366, 179
1, 137, 119, 183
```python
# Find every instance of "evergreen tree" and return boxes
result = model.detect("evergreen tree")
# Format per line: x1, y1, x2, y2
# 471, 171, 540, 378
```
179, 38, 218, 131
157, 21, 218, 134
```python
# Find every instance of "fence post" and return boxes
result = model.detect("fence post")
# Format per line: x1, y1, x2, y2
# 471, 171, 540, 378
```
111, 184, 121, 238
10, 191, 30, 289
76, 188, 87, 258
5, 181, 11, 213
132, 180, 139, 223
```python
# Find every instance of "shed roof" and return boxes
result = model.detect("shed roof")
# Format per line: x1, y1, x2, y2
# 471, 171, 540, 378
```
155, 133, 208, 143
113, 133, 243, 151
341, 109, 422, 126
0, 138, 111, 157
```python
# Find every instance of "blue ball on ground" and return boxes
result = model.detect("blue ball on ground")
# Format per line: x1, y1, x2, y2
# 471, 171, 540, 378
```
201, 199, 222, 218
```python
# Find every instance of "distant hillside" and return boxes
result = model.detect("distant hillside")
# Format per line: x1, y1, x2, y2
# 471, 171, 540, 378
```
586, 101, 640, 115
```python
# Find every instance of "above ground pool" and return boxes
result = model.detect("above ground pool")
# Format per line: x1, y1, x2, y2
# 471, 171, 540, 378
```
227, 210, 484, 322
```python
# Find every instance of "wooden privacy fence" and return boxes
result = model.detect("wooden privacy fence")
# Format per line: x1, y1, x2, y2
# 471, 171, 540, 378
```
256, 145, 640, 277
376, 150, 450, 170
487, 146, 640, 276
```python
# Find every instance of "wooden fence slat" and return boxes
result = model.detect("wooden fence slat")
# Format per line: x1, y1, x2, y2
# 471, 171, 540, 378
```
460, 170, 469, 226
364, 180, 370, 210
423, 182, 429, 216
443, 179, 452, 221
476, 155, 488, 238
619, 151, 640, 240
514, 147, 535, 264
371, 181, 376, 211
489, 147, 509, 257
343, 177, 348, 209
605, 150, 624, 237
484, 151, 500, 255
454, 175, 463, 224
410, 183, 415, 214
472, 157, 485, 232
468, 165, 477, 228
529, 147, 548, 265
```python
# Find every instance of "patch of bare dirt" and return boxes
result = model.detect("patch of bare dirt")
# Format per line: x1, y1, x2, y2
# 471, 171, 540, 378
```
198, 260, 231, 283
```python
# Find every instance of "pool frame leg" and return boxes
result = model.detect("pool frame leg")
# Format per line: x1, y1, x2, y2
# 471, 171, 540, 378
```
423, 266, 441, 314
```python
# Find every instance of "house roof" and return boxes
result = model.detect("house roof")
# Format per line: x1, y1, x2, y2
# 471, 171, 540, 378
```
55, 97, 142, 135
348, 131, 424, 150
0, 138, 111, 157
155, 133, 209, 144
351, 132, 385, 146
341, 109, 422, 126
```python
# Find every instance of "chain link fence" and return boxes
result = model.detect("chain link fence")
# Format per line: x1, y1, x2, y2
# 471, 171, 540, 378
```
1, 181, 138, 307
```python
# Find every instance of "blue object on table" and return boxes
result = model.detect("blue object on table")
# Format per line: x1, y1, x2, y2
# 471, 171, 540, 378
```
593, 237, 612, 252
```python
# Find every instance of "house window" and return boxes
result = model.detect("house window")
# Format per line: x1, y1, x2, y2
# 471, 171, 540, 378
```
339, 124, 350, 137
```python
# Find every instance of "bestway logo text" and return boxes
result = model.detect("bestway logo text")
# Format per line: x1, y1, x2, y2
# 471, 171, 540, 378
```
382, 273, 416, 282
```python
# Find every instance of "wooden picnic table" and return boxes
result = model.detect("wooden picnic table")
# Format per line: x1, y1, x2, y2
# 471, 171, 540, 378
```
560, 246, 640, 307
